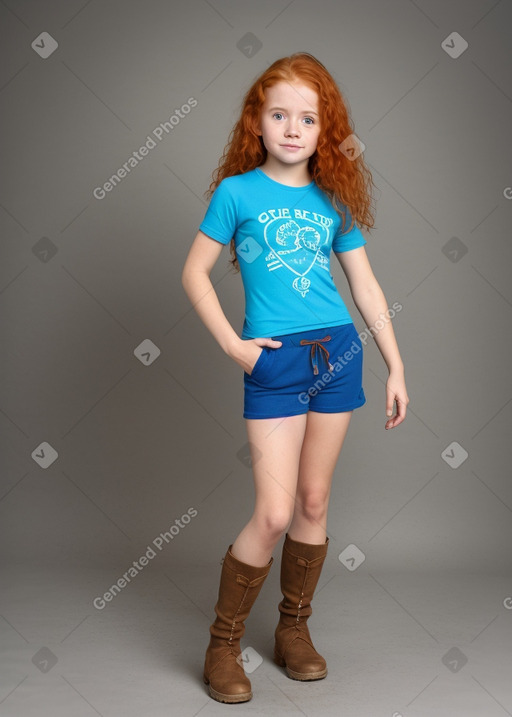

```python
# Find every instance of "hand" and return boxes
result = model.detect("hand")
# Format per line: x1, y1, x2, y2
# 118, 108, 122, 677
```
385, 370, 409, 430
230, 337, 283, 375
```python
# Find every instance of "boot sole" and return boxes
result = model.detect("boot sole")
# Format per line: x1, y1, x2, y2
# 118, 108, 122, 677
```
203, 674, 252, 703
273, 653, 327, 681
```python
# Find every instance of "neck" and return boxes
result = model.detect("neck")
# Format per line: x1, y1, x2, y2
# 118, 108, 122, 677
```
258, 157, 312, 187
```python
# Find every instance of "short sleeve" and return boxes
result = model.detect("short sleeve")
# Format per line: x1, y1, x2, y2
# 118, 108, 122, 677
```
198, 180, 237, 245
332, 207, 367, 253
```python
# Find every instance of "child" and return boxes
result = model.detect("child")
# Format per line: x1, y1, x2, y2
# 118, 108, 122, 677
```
181, 52, 409, 704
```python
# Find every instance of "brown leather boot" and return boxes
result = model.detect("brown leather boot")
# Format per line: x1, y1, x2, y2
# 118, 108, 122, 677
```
203, 545, 273, 703
273, 532, 329, 680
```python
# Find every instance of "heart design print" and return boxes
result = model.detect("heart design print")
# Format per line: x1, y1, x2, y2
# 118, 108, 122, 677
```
264, 218, 329, 296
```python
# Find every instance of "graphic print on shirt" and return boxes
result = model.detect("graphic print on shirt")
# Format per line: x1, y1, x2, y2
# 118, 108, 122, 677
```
258, 207, 334, 297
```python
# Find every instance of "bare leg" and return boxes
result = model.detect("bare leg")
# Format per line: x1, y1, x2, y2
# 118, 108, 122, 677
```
287, 410, 353, 544
231, 414, 308, 567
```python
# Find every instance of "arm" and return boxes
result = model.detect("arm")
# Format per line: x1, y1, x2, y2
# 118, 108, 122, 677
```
181, 231, 281, 374
334, 246, 410, 428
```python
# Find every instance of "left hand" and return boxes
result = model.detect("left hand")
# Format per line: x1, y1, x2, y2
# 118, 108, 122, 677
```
385, 370, 409, 430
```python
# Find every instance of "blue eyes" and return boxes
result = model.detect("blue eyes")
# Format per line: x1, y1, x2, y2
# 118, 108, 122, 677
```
272, 112, 315, 124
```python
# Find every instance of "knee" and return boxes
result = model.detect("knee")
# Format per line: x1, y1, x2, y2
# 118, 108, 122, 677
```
298, 491, 329, 523
254, 507, 293, 541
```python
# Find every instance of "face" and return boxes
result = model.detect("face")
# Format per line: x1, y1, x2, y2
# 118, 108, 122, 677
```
255, 81, 321, 168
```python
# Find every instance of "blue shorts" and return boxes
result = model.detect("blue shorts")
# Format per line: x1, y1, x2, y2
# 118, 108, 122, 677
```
243, 322, 366, 419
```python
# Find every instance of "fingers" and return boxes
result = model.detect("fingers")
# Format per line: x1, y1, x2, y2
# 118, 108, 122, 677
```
385, 397, 407, 429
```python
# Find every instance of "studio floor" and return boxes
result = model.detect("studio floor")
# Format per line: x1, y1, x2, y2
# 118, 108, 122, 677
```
1, 563, 511, 716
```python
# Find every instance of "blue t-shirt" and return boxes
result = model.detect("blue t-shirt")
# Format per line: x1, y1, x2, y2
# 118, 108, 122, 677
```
199, 167, 366, 339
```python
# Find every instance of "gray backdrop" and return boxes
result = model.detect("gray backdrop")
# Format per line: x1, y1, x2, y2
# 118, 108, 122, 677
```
1, 1, 511, 714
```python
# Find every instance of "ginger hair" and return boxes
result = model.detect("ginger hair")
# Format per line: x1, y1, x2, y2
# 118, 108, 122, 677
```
204, 52, 376, 271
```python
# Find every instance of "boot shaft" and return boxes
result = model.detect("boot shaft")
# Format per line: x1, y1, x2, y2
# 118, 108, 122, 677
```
210, 545, 273, 642
278, 534, 329, 622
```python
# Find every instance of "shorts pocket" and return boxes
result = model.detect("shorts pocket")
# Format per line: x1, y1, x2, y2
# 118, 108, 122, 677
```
249, 347, 269, 378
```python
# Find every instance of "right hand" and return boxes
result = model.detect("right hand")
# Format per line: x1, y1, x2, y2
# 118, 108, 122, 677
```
230, 337, 283, 375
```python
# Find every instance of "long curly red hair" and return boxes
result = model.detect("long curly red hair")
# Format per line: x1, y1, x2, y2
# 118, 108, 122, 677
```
205, 52, 376, 272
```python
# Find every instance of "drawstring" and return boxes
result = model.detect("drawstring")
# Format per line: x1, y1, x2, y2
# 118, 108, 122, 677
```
299, 336, 333, 375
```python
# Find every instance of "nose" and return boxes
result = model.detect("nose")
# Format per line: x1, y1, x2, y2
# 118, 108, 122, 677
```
284, 118, 301, 137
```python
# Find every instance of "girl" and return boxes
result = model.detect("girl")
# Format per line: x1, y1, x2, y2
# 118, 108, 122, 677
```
181, 52, 409, 704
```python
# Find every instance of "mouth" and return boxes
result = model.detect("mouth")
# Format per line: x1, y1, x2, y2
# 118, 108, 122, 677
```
281, 144, 303, 149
